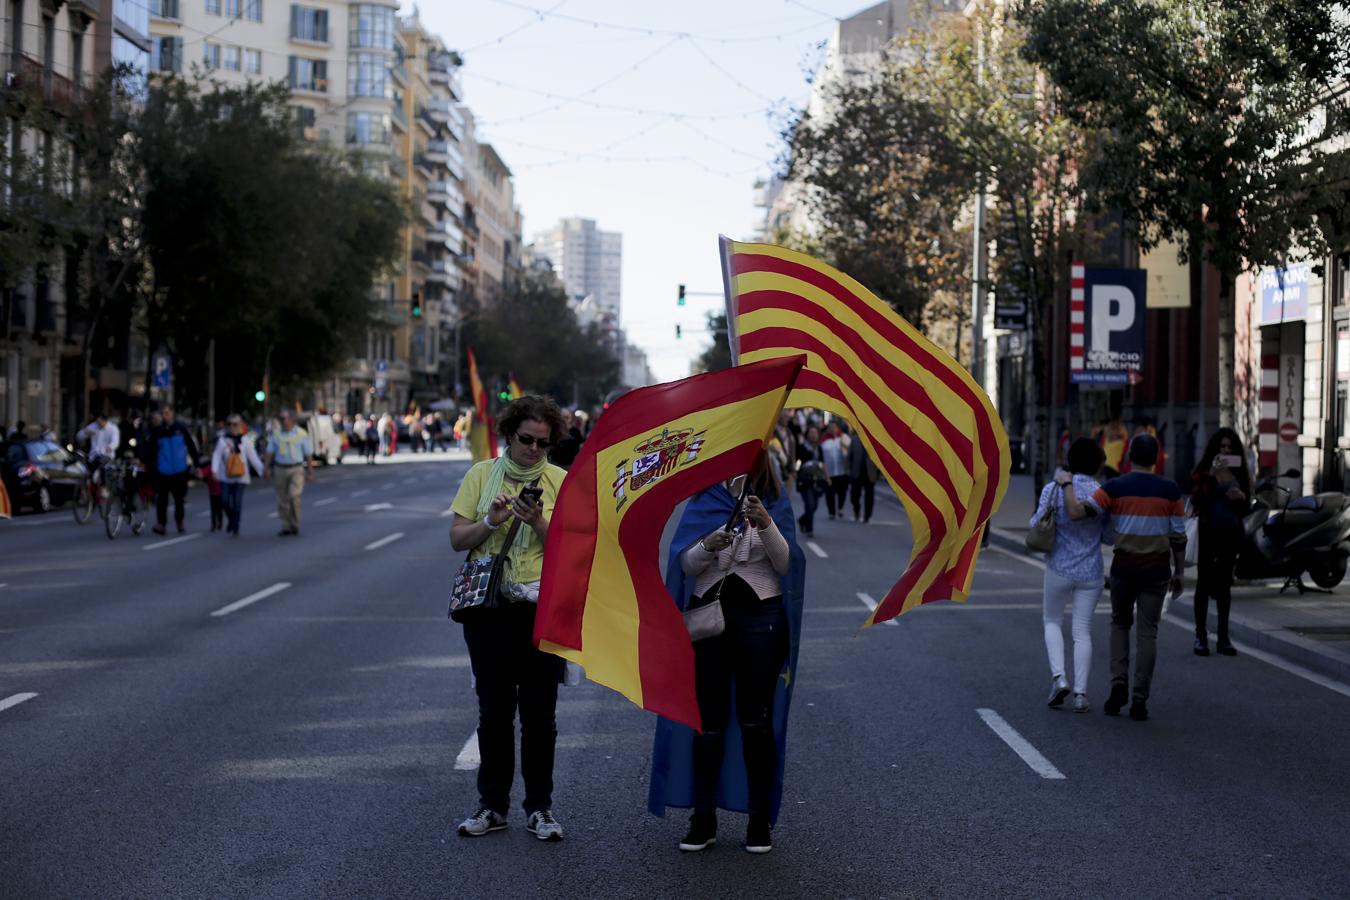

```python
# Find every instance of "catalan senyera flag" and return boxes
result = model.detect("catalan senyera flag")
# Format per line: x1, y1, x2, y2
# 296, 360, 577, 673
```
534, 356, 805, 730
509, 373, 523, 400
466, 345, 498, 462
722, 238, 1010, 625
0, 477, 11, 518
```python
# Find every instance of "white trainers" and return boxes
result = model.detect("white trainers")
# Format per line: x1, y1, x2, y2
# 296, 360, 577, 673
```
457, 808, 508, 837
1047, 674, 1070, 707
526, 809, 564, 842
1072, 693, 1090, 714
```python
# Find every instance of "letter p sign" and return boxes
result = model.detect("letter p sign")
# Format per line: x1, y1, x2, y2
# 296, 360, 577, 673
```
1073, 266, 1146, 386
1091, 285, 1136, 351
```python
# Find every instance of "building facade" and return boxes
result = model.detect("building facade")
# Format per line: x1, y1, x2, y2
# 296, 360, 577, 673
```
531, 217, 622, 318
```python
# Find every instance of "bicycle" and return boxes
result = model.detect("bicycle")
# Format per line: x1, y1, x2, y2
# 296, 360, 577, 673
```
103, 457, 148, 539
71, 449, 108, 525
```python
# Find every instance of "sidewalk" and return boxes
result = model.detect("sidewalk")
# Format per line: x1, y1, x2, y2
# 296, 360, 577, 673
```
987, 473, 1350, 685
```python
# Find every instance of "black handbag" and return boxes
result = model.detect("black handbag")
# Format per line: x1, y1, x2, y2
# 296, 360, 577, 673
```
448, 513, 528, 623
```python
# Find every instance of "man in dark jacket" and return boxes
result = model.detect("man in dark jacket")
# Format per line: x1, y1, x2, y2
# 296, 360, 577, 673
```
150, 404, 199, 535
847, 434, 880, 523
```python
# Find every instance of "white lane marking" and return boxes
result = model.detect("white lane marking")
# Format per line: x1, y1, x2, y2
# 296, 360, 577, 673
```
806, 541, 828, 559
364, 532, 405, 551
976, 708, 1066, 780
989, 545, 1047, 571
0, 692, 38, 713
197, 511, 211, 519
315, 497, 337, 507
454, 732, 480, 770
856, 592, 899, 627
364, 502, 393, 512
350, 490, 370, 498
380, 482, 394, 490
267, 512, 279, 519
143, 533, 203, 552
210, 582, 292, 618
1163, 610, 1350, 701
0, 583, 6, 589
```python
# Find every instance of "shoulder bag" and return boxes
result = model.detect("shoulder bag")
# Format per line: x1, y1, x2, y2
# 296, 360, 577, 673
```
447, 487, 534, 623
1025, 484, 1060, 553
684, 572, 727, 642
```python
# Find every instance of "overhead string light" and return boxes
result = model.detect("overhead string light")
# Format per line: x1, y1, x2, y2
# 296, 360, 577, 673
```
479, 0, 835, 45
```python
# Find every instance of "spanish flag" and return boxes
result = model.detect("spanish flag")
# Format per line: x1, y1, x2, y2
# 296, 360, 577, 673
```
534, 356, 805, 729
509, 373, 523, 400
722, 238, 1010, 624
466, 345, 497, 462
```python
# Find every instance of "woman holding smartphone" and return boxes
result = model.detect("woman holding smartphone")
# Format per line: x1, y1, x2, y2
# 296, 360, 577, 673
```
449, 396, 570, 842
1190, 428, 1252, 656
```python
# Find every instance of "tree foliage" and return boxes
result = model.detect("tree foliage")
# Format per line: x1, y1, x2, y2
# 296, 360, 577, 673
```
693, 311, 732, 373
461, 267, 619, 408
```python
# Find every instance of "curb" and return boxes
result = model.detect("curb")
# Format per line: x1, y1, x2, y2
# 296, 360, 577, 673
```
984, 524, 1350, 687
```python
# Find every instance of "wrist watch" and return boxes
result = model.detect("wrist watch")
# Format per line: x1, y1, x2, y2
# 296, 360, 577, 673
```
483, 514, 501, 531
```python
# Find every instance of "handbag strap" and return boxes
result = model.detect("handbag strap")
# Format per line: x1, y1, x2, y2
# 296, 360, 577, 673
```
488, 478, 539, 579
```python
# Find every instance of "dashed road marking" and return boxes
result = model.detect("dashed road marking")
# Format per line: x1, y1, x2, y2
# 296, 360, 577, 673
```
806, 541, 828, 559
364, 502, 393, 512
315, 497, 337, 507
0, 692, 38, 713
211, 582, 292, 618
856, 592, 899, 627
350, 490, 370, 498
365, 532, 405, 551
976, 708, 1066, 780
989, 545, 1047, 571
143, 533, 203, 552
454, 732, 480, 770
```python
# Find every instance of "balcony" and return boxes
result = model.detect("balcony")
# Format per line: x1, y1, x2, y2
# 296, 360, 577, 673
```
8, 54, 78, 115
428, 59, 462, 99
444, 154, 465, 184
149, 0, 179, 19
389, 152, 406, 179
426, 259, 460, 288
391, 59, 408, 86
423, 140, 449, 164
425, 218, 463, 248
426, 98, 452, 124
425, 180, 456, 206
390, 102, 408, 133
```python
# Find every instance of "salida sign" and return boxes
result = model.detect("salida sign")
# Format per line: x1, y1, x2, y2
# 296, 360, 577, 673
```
1069, 264, 1146, 385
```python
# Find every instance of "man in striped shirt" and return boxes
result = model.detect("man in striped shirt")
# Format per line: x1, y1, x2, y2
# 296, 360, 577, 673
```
1080, 434, 1186, 721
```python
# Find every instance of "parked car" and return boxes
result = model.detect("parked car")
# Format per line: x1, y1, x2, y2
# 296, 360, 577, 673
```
0, 439, 87, 513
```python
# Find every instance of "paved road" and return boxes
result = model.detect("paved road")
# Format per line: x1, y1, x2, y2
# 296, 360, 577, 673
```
3, 457, 1349, 898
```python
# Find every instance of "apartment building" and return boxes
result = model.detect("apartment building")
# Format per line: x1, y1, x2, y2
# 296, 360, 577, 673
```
532, 217, 622, 319
1, 0, 104, 434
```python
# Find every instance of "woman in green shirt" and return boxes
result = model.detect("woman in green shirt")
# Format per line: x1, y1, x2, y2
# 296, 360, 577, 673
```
449, 396, 569, 843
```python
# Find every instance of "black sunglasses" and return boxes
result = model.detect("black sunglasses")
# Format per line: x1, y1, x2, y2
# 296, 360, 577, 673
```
514, 433, 552, 449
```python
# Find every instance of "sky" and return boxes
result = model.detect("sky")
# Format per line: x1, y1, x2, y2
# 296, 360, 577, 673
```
405, 0, 855, 382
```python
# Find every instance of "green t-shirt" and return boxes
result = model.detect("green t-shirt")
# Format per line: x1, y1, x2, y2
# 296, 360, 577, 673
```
450, 460, 569, 585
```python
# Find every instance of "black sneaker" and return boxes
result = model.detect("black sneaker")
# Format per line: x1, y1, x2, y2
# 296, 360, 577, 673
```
457, 807, 507, 837
1104, 683, 1128, 717
1194, 638, 1210, 656
1216, 641, 1237, 656
678, 813, 717, 852
744, 816, 772, 854
1129, 701, 1148, 721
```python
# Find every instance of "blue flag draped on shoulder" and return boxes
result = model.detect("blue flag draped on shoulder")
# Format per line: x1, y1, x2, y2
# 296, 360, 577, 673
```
647, 481, 805, 825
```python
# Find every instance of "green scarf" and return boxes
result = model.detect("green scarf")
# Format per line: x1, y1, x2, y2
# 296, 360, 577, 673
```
476, 454, 549, 558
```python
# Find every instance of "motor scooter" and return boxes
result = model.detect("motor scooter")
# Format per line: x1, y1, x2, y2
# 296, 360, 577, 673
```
1235, 470, 1350, 592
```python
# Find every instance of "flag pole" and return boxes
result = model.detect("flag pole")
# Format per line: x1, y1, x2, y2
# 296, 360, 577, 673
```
718, 235, 740, 366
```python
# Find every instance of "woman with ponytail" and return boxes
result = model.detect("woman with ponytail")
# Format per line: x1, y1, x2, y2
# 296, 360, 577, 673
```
449, 395, 570, 842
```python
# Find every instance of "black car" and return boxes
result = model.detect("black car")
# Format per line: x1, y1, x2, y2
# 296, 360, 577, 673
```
1, 440, 87, 513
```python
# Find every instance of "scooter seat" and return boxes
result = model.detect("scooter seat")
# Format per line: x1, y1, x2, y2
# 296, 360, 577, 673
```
1279, 503, 1337, 533
1288, 495, 1323, 512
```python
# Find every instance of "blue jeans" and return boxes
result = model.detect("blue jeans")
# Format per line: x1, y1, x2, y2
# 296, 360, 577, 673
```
798, 486, 821, 533
221, 482, 245, 534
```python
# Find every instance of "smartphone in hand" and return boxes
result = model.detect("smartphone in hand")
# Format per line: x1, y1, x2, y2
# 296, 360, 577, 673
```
1216, 454, 1242, 469
519, 486, 544, 506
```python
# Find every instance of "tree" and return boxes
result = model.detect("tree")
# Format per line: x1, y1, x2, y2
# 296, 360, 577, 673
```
1019, 0, 1350, 426
461, 267, 619, 408
693, 311, 732, 373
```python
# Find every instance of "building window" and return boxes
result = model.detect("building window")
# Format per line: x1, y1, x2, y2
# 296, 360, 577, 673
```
346, 112, 390, 145
287, 56, 327, 92
292, 105, 317, 139
10, 0, 22, 59
347, 52, 388, 98
204, 42, 220, 68
245, 0, 261, 21
289, 5, 327, 42
224, 0, 240, 16
151, 0, 180, 18
154, 36, 182, 73
223, 45, 240, 71
349, 4, 395, 50
206, 0, 220, 15
245, 49, 261, 74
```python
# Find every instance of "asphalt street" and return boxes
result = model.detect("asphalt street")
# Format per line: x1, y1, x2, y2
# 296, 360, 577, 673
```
3, 455, 1350, 899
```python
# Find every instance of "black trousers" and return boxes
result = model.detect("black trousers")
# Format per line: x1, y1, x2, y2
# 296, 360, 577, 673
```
825, 474, 849, 517
692, 575, 789, 819
1194, 526, 1239, 644
155, 472, 189, 527
850, 478, 875, 521
462, 601, 565, 816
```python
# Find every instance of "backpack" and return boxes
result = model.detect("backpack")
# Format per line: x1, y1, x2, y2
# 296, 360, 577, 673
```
225, 439, 246, 479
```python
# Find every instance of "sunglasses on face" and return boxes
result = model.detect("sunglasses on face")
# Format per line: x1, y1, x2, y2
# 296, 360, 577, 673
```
514, 433, 551, 449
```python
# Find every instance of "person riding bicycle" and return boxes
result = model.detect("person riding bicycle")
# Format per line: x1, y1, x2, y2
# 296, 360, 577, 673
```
77, 414, 121, 485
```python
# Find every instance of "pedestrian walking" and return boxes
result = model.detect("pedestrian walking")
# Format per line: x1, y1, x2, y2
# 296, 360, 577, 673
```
377, 413, 392, 456
1190, 428, 1250, 657
264, 409, 313, 537
201, 457, 223, 532
847, 434, 879, 523
658, 465, 803, 855
211, 414, 265, 537
820, 422, 849, 519
1069, 434, 1186, 721
449, 395, 569, 842
1035, 438, 1109, 713
794, 425, 826, 537
149, 405, 199, 535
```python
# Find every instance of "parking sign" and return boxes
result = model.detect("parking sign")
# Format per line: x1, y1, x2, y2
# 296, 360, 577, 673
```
1069, 264, 1146, 385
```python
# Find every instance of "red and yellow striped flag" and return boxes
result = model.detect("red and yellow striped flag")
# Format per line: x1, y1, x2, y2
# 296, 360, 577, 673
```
0, 477, 11, 518
534, 356, 805, 729
508, 373, 523, 400
466, 345, 497, 461
723, 238, 1010, 624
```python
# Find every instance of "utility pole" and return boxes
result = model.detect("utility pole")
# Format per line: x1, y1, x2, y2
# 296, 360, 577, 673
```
207, 338, 215, 428
970, 17, 987, 388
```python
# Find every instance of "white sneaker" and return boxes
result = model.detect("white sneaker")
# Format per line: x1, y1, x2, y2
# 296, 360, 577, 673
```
526, 809, 564, 842
1072, 693, 1090, 713
1047, 674, 1070, 707
457, 808, 507, 837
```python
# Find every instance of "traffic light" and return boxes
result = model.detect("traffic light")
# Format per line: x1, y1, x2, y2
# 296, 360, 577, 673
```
677, 284, 686, 306
675, 323, 682, 339
254, 389, 266, 402
498, 390, 511, 401
411, 291, 422, 318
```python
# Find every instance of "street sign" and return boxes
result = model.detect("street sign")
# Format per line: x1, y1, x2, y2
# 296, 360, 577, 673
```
1069, 264, 1146, 386
1259, 262, 1310, 324
1279, 421, 1299, 442
993, 284, 1027, 331
376, 359, 388, 373
26, 379, 42, 397
152, 353, 172, 389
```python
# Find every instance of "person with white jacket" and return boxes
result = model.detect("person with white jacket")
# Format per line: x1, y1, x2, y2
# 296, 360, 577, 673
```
211, 414, 265, 537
